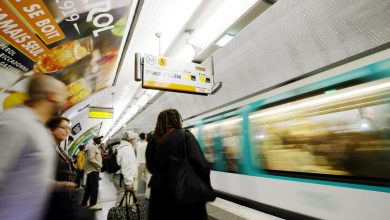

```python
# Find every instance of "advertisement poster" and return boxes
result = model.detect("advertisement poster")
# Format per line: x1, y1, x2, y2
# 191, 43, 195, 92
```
68, 122, 102, 156
0, 0, 132, 111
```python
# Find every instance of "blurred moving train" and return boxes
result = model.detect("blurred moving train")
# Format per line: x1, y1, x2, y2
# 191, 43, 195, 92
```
184, 49, 390, 220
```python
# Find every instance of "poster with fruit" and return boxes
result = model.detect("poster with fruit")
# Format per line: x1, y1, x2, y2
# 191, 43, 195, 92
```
0, 0, 132, 111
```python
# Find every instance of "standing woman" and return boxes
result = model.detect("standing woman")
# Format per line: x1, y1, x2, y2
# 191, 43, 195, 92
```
146, 109, 214, 220
47, 117, 76, 182
44, 116, 92, 220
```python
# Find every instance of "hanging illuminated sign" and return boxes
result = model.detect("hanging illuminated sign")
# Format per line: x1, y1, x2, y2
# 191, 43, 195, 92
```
137, 53, 213, 95
89, 107, 114, 119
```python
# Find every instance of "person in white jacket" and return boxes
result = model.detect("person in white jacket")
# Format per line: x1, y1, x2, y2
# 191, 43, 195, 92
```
112, 131, 138, 206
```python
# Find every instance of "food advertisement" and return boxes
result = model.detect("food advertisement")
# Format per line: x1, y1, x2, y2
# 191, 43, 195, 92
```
0, 0, 132, 111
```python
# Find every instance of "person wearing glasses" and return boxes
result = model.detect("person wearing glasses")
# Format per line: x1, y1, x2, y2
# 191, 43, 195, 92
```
44, 116, 92, 220
46, 117, 78, 183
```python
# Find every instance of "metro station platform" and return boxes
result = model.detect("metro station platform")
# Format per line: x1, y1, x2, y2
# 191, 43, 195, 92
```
94, 173, 281, 220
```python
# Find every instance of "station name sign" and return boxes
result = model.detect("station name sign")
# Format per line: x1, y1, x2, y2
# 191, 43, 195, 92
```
136, 53, 212, 95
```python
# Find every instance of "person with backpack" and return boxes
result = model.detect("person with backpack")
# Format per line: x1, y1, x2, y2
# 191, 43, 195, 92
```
112, 131, 138, 206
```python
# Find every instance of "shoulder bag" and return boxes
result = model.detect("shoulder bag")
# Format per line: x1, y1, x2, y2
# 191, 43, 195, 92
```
172, 129, 216, 204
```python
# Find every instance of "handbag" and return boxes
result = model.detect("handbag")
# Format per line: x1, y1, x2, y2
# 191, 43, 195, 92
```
172, 130, 216, 204
107, 190, 145, 220
44, 189, 94, 220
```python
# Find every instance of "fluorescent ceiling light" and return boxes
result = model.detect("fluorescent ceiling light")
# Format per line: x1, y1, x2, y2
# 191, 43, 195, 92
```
215, 34, 234, 47
136, 94, 149, 106
146, 89, 159, 97
108, 105, 140, 137
158, 0, 202, 54
121, 106, 139, 123
189, 0, 258, 49
130, 0, 202, 56
174, 45, 195, 61
106, 0, 202, 138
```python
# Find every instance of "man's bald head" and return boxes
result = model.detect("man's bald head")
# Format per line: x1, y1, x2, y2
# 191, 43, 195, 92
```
28, 74, 66, 101
27, 74, 67, 113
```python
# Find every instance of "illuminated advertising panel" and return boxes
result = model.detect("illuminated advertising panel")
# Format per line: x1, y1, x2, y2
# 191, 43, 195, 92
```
0, 0, 133, 111
141, 54, 212, 95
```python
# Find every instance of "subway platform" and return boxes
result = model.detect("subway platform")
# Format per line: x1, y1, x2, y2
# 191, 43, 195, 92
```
94, 173, 281, 220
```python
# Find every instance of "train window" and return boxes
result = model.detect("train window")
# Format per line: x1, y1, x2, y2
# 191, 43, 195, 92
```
201, 122, 218, 170
202, 117, 243, 173
188, 127, 199, 139
188, 127, 201, 150
249, 78, 390, 182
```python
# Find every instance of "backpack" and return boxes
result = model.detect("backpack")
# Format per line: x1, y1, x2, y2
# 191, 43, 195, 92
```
101, 146, 120, 173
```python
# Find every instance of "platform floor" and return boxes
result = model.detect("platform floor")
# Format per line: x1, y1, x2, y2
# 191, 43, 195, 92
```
93, 173, 282, 220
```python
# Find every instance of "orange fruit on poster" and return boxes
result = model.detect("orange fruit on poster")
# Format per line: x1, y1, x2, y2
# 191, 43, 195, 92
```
3, 92, 28, 110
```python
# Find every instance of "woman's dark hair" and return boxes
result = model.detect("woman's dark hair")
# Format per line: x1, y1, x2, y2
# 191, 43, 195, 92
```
46, 116, 70, 131
79, 144, 85, 151
153, 109, 182, 142
139, 133, 146, 140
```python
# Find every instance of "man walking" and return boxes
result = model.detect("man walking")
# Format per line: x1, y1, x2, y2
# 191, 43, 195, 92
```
0, 75, 68, 220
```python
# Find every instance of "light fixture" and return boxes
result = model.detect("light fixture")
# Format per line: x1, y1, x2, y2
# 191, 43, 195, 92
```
188, 0, 258, 50
136, 94, 149, 106
146, 89, 159, 97
175, 44, 196, 61
121, 106, 139, 123
106, 89, 158, 138
131, 0, 202, 56
215, 34, 234, 47
105, 0, 204, 139
108, 105, 140, 137
108, 0, 261, 137
127, 105, 139, 117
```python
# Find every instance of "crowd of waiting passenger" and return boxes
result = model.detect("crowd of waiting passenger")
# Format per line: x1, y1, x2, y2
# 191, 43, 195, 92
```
0, 75, 215, 220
